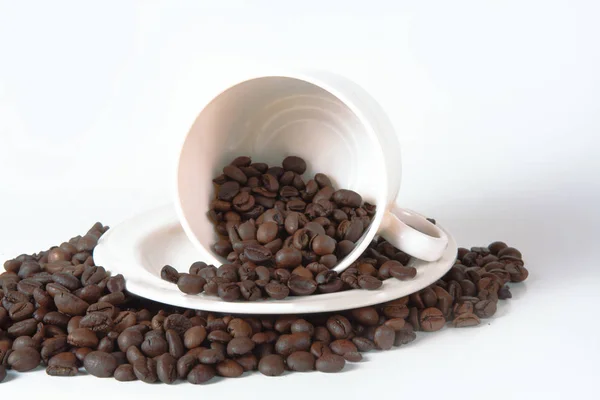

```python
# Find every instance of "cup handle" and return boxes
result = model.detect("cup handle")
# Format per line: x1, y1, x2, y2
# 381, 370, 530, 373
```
377, 207, 449, 262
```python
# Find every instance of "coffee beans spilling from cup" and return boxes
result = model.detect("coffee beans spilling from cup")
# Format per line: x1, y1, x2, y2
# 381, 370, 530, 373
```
0, 222, 528, 384
211, 155, 375, 265
161, 155, 422, 301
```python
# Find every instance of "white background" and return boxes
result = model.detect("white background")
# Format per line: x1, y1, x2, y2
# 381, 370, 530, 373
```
1, 1, 599, 399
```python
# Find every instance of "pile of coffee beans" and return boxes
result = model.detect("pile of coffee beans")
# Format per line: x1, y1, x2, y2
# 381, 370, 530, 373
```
210, 156, 375, 268
162, 155, 423, 301
0, 222, 528, 385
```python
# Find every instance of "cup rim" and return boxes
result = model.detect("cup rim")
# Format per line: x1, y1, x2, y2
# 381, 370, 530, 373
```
174, 69, 391, 271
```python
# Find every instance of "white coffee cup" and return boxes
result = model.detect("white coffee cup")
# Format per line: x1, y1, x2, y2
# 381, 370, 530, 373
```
174, 69, 448, 273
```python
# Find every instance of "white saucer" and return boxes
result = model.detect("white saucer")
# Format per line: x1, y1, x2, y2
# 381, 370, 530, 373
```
94, 205, 457, 314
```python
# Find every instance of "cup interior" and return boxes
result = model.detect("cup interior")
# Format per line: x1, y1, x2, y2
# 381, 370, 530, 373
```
176, 76, 388, 270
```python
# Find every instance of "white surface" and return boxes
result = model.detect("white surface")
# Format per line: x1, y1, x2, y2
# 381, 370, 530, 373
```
0, 1, 598, 399
93, 205, 457, 314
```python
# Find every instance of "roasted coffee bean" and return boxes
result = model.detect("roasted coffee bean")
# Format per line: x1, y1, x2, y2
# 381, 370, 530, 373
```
330, 339, 358, 356
256, 222, 278, 244
326, 315, 352, 339
40, 336, 68, 363
141, 333, 168, 357
275, 248, 302, 268
497, 247, 522, 259
83, 351, 117, 377
183, 326, 207, 349
505, 264, 529, 282
311, 234, 336, 256
47, 351, 77, 369
383, 318, 406, 331
357, 263, 377, 276
79, 312, 112, 333
211, 359, 243, 378
342, 219, 364, 242
258, 354, 285, 376
68, 328, 99, 348
74, 285, 103, 304
281, 156, 306, 174
16, 279, 42, 296
81, 266, 106, 286
12, 336, 39, 351
198, 348, 225, 364
421, 287, 438, 308
42, 311, 70, 328
3, 290, 29, 309
177, 274, 206, 295
287, 275, 317, 296
229, 353, 255, 372
261, 282, 286, 300
332, 189, 362, 208
419, 308, 446, 332
223, 165, 247, 184
9, 302, 35, 322
447, 280, 463, 300
310, 341, 332, 358
236, 280, 260, 301
18, 261, 41, 279
343, 351, 362, 362
175, 352, 199, 379
244, 244, 272, 263
357, 275, 382, 290
382, 304, 409, 319
285, 350, 314, 372
117, 329, 143, 352
498, 285, 512, 299
390, 263, 417, 281
373, 325, 395, 350
474, 300, 498, 318
54, 292, 89, 316
394, 328, 417, 346
133, 357, 158, 383
187, 364, 216, 384
8, 347, 40, 372
8, 318, 37, 338
98, 291, 125, 305
51, 272, 80, 291
290, 319, 314, 336
218, 181, 240, 201
163, 314, 192, 335
453, 301, 474, 316
114, 364, 137, 381
155, 353, 178, 384
316, 353, 345, 373
225, 318, 251, 338
105, 274, 125, 294
227, 337, 255, 356
488, 241, 508, 255
87, 301, 115, 318
452, 313, 481, 327
113, 311, 136, 333
352, 337, 375, 352
275, 332, 311, 356
216, 282, 240, 301
433, 286, 453, 317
